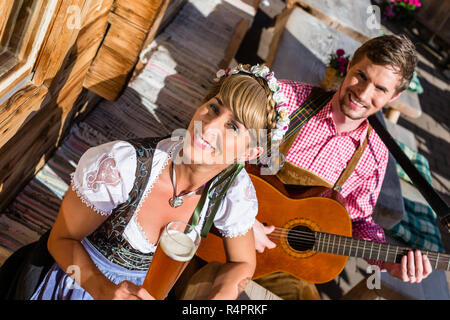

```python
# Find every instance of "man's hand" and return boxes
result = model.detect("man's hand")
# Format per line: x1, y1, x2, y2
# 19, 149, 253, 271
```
383, 250, 432, 283
253, 220, 276, 253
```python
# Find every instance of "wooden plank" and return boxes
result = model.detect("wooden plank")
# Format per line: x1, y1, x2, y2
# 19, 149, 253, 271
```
0, 0, 20, 50
49, 10, 113, 143
105, 13, 147, 64
17, 1, 49, 61
219, 18, 250, 69
0, 84, 48, 150
32, 0, 87, 86
84, 0, 171, 101
112, 0, 166, 32
0, 104, 62, 211
0, 83, 46, 124
84, 12, 148, 100
0, 51, 19, 76
84, 44, 138, 99
82, 0, 114, 29
0, 1, 14, 42
0, 61, 29, 102
47, 4, 112, 98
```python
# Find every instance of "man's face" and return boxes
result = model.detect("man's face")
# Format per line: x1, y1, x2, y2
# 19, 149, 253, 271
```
337, 55, 402, 120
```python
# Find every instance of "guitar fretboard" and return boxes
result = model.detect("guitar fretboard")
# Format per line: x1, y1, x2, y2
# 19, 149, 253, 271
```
312, 231, 450, 271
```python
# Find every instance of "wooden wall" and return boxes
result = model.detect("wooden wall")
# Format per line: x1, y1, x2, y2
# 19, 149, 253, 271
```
416, 0, 450, 45
0, 0, 170, 211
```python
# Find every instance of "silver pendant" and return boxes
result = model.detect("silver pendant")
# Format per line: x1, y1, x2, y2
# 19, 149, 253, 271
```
169, 196, 183, 208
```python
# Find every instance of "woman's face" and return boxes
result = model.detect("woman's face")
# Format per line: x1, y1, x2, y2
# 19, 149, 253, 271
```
183, 94, 261, 166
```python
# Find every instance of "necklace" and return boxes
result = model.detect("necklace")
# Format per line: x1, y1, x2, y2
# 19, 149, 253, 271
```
169, 150, 204, 208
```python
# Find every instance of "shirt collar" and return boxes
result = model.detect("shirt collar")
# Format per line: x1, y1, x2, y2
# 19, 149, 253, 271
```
316, 99, 370, 146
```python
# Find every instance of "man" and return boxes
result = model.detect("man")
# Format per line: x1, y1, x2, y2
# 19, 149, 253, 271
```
253, 35, 433, 294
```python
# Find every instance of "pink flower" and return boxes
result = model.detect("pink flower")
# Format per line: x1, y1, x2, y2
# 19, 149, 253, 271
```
384, 4, 395, 18
336, 49, 345, 57
337, 57, 347, 65
338, 65, 346, 74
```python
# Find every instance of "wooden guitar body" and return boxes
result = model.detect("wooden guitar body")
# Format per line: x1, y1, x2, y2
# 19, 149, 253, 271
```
196, 165, 353, 284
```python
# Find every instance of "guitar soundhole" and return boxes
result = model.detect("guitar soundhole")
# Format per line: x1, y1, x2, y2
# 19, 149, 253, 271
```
287, 225, 315, 252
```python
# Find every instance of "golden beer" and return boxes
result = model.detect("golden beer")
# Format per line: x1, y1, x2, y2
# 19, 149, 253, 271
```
142, 222, 199, 300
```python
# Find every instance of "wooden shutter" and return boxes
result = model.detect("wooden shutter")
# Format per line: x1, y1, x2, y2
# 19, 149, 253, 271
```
83, 0, 170, 101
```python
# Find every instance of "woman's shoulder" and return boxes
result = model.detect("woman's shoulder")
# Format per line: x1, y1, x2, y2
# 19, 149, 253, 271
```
71, 140, 138, 215
70, 137, 177, 216
211, 167, 258, 238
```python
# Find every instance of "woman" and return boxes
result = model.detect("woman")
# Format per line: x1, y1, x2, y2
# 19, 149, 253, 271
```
18, 64, 289, 300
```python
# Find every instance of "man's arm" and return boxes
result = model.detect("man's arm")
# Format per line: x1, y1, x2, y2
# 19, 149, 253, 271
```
346, 163, 432, 283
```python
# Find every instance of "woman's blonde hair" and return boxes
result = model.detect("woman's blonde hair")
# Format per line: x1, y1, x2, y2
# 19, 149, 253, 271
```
203, 73, 278, 145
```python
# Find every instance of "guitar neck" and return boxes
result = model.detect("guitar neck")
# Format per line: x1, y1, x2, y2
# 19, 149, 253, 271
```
313, 231, 450, 271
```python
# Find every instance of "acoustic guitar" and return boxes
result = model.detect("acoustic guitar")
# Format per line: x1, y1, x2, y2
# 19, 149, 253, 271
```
196, 164, 450, 283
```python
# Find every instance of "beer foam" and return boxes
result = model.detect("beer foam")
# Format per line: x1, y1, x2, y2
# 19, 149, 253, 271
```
159, 230, 196, 262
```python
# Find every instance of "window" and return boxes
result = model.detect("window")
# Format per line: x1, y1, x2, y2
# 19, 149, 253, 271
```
0, 0, 58, 101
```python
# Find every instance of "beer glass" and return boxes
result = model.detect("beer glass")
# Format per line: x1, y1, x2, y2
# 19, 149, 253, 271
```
142, 221, 201, 300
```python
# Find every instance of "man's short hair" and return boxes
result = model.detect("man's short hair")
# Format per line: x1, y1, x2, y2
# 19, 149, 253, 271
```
349, 34, 418, 94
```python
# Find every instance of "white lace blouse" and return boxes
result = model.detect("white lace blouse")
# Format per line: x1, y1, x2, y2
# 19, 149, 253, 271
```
70, 137, 258, 254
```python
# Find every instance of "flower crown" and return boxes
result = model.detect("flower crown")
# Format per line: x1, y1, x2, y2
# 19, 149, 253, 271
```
214, 64, 289, 141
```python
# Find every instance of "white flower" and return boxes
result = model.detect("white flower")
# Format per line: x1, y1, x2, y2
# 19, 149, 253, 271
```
275, 120, 286, 129
273, 91, 286, 105
268, 77, 279, 92
272, 129, 285, 141
216, 69, 226, 78
250, 64, 270, 78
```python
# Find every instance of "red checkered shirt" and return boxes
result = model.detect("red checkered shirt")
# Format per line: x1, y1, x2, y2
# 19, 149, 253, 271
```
279, 80, 389, 261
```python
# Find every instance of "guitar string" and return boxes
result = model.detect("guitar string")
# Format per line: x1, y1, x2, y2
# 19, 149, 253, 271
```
265, 227, 447, 263
268, 227, 444, 260
266, 232, 447, 265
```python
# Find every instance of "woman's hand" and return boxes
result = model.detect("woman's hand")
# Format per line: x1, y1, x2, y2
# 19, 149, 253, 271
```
98, 280, 155, 300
